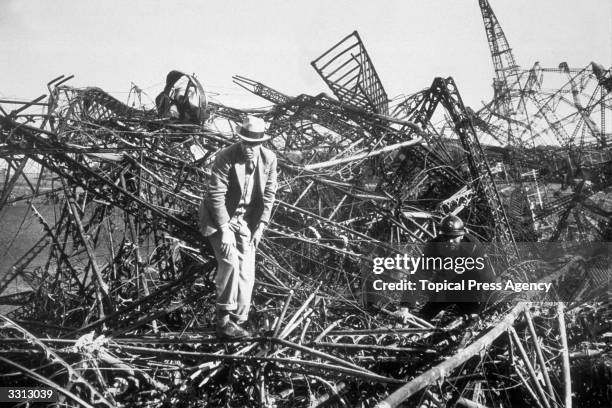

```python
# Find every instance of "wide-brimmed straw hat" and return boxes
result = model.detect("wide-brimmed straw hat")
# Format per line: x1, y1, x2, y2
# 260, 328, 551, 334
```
236, 116, 271, 143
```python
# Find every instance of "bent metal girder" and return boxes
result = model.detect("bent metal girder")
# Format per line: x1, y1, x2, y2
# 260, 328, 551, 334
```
312, 31, 389, 115
479, 0, 520, 122
383, 77, 518, 254
432, 77, 517, 256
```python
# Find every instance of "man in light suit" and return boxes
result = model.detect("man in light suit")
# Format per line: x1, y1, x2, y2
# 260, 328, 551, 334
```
199, 116, 278, 339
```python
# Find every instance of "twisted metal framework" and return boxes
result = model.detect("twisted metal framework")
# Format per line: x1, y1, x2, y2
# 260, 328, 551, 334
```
434, 77, 518, 254
2, 74, 607, 407
478, 0, 611, 150
0, 11, 611, 406
475, 0, 612, 245
312, 31, 389, 115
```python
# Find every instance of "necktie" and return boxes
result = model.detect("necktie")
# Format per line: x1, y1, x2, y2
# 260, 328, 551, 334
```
246, 159, 255, 174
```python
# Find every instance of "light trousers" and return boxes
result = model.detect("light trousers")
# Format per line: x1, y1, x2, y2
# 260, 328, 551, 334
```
208, 216, 256, 322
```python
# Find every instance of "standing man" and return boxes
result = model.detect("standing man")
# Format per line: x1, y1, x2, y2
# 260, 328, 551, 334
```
199, 116, 278, 339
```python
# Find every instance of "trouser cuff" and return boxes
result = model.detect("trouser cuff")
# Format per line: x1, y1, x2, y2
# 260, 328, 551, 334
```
216, 303, 237, 311
230, 312, 249, 323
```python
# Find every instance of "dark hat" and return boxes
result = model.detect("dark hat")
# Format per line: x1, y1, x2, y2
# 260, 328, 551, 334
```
439, 214, 466, 237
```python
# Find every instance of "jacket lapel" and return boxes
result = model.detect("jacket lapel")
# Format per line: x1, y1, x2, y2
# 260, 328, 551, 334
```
235, 161, 245, 193
256, 153, 265, 196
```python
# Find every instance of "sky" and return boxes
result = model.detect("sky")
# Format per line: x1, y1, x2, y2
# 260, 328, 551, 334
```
1, 0, 611, 110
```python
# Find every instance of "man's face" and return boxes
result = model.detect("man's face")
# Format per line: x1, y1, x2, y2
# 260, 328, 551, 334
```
441, 234, 464, 250
240, 141, 261, 161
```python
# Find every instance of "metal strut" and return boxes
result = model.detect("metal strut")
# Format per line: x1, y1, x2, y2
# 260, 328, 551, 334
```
312, 31, 389, 115
433, 77, 519, 258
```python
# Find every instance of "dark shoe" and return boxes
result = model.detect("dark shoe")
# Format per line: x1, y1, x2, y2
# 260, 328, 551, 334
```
216, 321, 250, 340
235, 321, 254, 337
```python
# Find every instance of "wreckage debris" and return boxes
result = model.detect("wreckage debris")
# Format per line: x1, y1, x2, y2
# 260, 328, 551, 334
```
0, 1, 611, 407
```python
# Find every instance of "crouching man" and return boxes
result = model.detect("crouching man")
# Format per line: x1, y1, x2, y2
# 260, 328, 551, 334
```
397, 214, 495, 322
199, 116, 278, 339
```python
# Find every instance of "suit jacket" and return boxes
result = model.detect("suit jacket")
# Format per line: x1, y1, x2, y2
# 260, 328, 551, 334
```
199, 143, 278, 236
